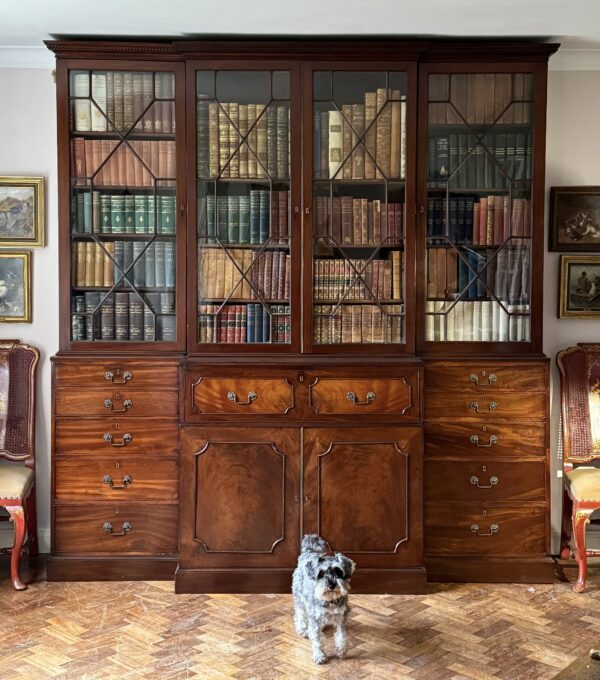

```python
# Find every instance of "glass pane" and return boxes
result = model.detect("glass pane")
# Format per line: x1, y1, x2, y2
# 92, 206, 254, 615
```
69, 69, 178, 343
425, 71, 533, 343
196, 70, 291, 345
312, 71, 407, 345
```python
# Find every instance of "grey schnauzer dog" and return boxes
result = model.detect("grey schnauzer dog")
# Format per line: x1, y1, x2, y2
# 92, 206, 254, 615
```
292, 534, 356, 664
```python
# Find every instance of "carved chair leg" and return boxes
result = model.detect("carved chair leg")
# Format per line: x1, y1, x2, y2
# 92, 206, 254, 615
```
6, 505, 27, 590
572, 505, 592, 593
561, 490, 574, 559
25, 491, 37, 557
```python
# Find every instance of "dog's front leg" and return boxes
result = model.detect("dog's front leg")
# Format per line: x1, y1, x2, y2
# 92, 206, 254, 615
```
334, 621, 346, 659
308, 621, 326, 664
293, 600, 308, 638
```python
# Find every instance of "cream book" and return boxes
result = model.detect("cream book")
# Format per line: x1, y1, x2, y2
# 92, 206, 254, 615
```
73, 72, 91, 131
463, 300, 474, 341
328, 110, 343, 179
498, 302, 509, 342
91, 72, 108, 132
481, 300, 492, 342
446, 302, 456, 341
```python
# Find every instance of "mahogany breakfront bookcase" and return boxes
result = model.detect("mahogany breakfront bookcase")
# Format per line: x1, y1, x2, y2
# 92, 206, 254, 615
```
46, 39, 558, 592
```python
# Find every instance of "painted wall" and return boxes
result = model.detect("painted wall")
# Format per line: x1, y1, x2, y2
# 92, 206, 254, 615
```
0, 63, 597, 554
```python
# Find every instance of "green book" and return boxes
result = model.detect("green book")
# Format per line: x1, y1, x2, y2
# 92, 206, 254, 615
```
132, 240, 145, 287
92, 191, 100, 233
165, 242, 176, 287
144, 242, 156, 287
162, 195, 176, 235
227, 195, 240, 244
250, 190, 260, 244
111, 194, 125, 233
75, 192, 84, 233
100, 194, 111, 233
206, 195, 216, 243
216, 195, 228, 243
124, 195, 135, 234
154, 241, 166, 287
147, 195, 156, 234
134, 195, 147, 234
156, 195, 163, 234
239, 195, 250, 244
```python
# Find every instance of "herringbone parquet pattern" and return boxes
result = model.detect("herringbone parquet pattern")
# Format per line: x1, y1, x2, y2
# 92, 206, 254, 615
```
1, 565, 599, 680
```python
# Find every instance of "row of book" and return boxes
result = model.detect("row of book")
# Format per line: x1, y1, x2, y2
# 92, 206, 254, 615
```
198, 249, 290, 301
73, 241, 176, 289
425, 300, 530, 342
429, 133, 532, 188
196, 100, 289, 179
314, 89, 406, 180
72, 192, 176, 235
71, 71, 175, 134
71, 291, 176, 341
313, 304, 404, 344
71, 139, 176, 186
428, 73, 533, 126
314, 197, 404, 246
427, 246, 529, 301
198, 304, 290, 344
427, 196, 531, 245
313, 254, 402, 301
198, 191, 288, 244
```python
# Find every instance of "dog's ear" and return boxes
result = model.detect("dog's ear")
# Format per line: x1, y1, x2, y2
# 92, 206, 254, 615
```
340, 556, 356, 579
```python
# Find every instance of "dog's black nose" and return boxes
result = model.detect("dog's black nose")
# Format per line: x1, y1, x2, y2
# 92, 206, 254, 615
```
327, 578, 337, 589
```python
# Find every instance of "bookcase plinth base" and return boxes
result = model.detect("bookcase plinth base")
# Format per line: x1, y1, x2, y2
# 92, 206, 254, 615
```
425, 557, 555, 584
46, 556, 179, 582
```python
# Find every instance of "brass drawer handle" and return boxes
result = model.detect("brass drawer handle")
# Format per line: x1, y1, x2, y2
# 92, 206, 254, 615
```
346, 391, 376, 405
102, 521, 132, 536
227, 390, 257, 405
104, 370, 132, 384
470, 523, 499, 536
470, 373, 497, 386
470, 400, 497, 414
104, 398, 133, 413
470, 434, 498, 447
103, 432, 132, 447
469, 474, 499, 489
102, 473, 133, 489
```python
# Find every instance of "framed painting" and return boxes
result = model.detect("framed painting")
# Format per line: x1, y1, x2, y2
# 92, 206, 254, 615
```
549, 186, 600, 252
0, 251, 31, 322
0, 177, 44, 247
559, 255, 600, 318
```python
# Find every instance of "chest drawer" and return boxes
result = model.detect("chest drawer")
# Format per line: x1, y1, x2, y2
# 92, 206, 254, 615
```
55, 419, 179, 456
54, 359, 179, 388
55, 388, 179, 418
307, 375, 418, 419
54, 504, 178, 554
424, 363, 547, 392
424, 461, 545, 502
55, 458, 178, 502
425, 422, 546, 459
190, 376, 296, 416
425, 503, 546, 555
424, 390, 546, 421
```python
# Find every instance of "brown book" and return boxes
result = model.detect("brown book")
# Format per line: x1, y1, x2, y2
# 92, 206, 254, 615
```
364, 91, 377, 179
341, 104, 353, 179
390, 89, 401, 178
479, 197, 488, 245
513, 73, 524, 124
494, 197, 504, 245
123, 72, 134, 130
503, 195, 511, 241
394, 203, 403, 243
452, 74, 468, 124
142, 140, 153, 187
255, 104, 268, 178
208, 102, 220, 178
392, 250, 402, 300
104, 242, 115, 287
73, 138, 86, 182
228, 102, 239, 179
76, 242, 86, 287
341, 196, 353, 245
277, 251, 286, 300
436, 75, 449, 124
247, 103, 257, 177
167, 140, 176, 181
218, 103, 230, 178
119, 144, 129, 187
132, 73, 143, 130
373, 199, 381, 245
484, 73, 495, 125
331, 197, 342, 246
351, 104, 365, 179
361, 304, 373, 343
361, 199, 369, 246
99, 140, 113, 186
113, 71, 124, 131
372, 306, 384, 343
375, 88, 391, 178
446, 248, 458, 295
341, 306, 352, 343
94, 244, 104, 287
238, 104, 248, 178
84, 140, 94, 182
352, 198, 362, 244
141, 73, 153, 132
85, 242, 95, 287
351, 305, 362, 343
270, 192, 278, 243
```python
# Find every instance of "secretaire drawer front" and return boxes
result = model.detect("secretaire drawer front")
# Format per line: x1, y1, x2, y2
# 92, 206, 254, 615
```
424, 461, 546, 502
191, 377, 296, 415
424, 390, 546, 421
424, 364, 547, 392
54, 505, 178, 554
55, 419, 179, 456
54, 360, 179, 388
55, 388, 179, 418
424, 422, 546, 459
308, 376, 417, 418
425, 504, 546, 555
55, 458, 179, 502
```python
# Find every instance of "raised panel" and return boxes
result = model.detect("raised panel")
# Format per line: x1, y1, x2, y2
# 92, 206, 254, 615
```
54, 504, 178, 555
55, 458, 179, 502
308, 377, 414, 417
303, 426, 422, 567
424, 422, 546, 459
424, 390, 546, 421
424, 363, 547, 392
180, 427, 300, 568
191, 377, 295, 416
53, 360, 179, 388
55, 388, 179, 417
424, 461, 545, 502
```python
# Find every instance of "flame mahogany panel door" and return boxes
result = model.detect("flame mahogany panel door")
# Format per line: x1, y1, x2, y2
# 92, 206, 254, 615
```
179, 426, 301, 569
303, 426, 423, 569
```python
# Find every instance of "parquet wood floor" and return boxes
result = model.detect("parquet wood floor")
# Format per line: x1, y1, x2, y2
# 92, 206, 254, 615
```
1, 562, 599, 679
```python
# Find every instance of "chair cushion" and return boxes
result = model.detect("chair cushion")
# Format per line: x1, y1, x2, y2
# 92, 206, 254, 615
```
566, 466, 600, 501
0, 465, 34, 500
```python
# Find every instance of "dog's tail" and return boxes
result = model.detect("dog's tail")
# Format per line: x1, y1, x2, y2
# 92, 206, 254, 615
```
301, 534, 328, 554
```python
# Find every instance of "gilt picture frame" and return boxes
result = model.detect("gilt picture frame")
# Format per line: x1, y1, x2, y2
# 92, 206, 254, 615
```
0, 250, 31, 322
0, 176, 45, 247
559, 255, 600, 319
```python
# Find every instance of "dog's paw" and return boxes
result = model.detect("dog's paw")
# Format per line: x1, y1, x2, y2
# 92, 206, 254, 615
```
336, 647, 346, 659
313, 651, 327, 665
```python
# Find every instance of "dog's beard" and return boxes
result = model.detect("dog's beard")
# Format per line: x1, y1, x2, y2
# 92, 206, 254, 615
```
315, 579, 349, 601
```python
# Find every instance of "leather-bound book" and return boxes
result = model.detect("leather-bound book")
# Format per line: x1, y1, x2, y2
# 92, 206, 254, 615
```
256, 104, 268, 178
114, 292, 129, 341
364, 91, 376, 179
375, 88, 391, 178
390, 89, 401, 178
128, 292, 143, 341
218, 103, 230, 178
276, 105, 289, 180
266, 105, 277, 178
100, 294, 115, 340
238, 104, 248, 178
351, 104, 365, 179
341, 105, 353, 179
229, 102, 240, 179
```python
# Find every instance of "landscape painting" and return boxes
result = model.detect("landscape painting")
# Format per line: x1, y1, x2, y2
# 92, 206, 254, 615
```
0, 177, 44, 246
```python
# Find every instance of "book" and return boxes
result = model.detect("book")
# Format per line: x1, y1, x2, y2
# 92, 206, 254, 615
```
328, 110, 343, 180
73, 72, 91, 131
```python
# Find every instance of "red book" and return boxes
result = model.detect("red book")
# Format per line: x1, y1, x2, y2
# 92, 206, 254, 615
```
73, 138, 86, 183
263, 252, 272, 300
271, 250, 280, 299
380, 203, 388, 242
493, 196, 504, 245
479, 197, 488, 245
278, 252, 286, 300
503, 195, 511, 242
226, 306, 236, 343
84, 140, 94, 182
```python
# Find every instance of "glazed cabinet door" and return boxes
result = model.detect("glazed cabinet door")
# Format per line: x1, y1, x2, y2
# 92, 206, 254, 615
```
303, 426, 422, 567
179, 426, 301, 568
